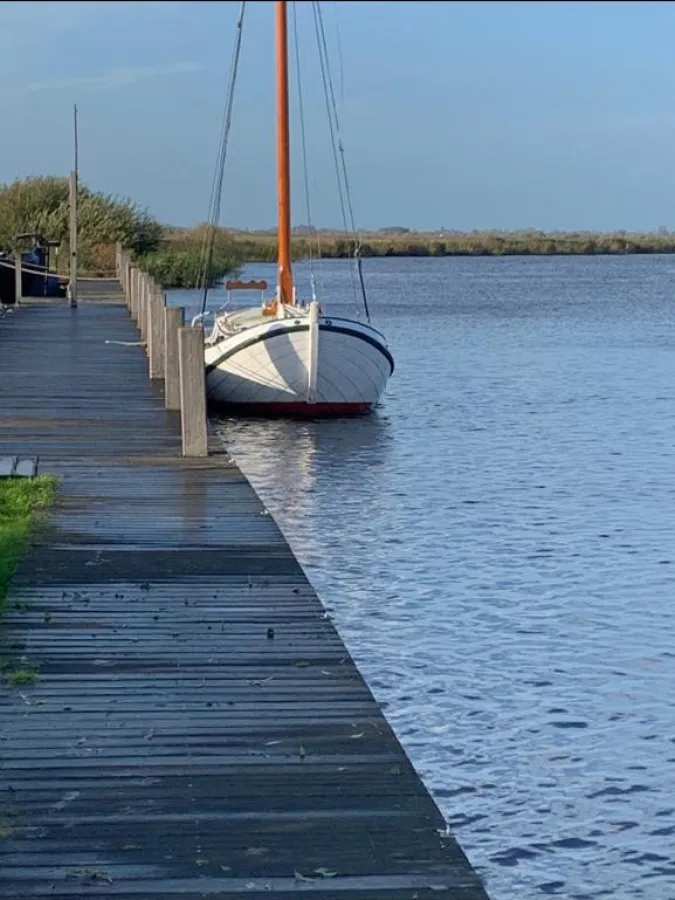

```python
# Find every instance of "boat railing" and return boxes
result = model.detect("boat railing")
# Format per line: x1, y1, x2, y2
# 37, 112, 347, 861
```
191, 304, 232, 328
190, 310, 214, 328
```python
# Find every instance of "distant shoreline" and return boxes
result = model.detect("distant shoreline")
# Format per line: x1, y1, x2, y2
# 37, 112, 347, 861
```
154, 225, 675, 285
221, 229, 675, 261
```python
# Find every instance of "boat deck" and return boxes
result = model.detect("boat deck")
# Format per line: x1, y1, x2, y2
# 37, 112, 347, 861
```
0, 282, 490, 899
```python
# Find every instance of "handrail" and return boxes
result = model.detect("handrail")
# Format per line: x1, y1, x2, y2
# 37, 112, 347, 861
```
0, 258, 66, 278
0, 258, 117, 279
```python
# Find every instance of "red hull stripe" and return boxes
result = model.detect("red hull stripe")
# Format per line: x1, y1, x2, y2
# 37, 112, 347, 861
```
213, 401, 373, 418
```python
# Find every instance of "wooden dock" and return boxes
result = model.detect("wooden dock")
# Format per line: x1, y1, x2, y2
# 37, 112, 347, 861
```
0, 281, 490, 899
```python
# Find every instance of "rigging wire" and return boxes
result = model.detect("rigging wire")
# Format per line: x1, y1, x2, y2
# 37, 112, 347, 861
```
198, 0, 246, 317
311, 3, 349, 237
312, 0, 371, 322
332, 0, 345, 106
291, 0, 320, 300
311, 0, 357, 313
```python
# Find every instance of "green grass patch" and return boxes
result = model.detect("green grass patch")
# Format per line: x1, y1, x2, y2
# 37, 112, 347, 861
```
6, 666, 38, 686
0, 475, 58, 615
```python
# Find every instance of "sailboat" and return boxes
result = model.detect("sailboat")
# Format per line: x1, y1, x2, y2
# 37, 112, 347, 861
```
201, 1, 394, 416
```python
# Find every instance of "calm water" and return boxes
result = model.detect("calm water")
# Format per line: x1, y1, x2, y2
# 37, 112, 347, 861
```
171, 255, 675, 900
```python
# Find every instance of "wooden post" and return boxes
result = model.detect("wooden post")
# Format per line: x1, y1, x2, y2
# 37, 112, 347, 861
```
164, 306, 185, 410
137, 270, 142, 324
148, 287, 166, 380
138, 274, 148, 343
68, 170, 77, 308
123, 258, 130, 308
147, 279, 155, 352
178, 326, 208, 457
144, 278, 152, 350
125, 256, 132, 309
14, 251, 21, 305
129, 266, 138, 322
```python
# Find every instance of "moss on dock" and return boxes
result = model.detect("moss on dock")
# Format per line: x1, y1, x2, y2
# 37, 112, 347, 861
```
0, 476, 58, 615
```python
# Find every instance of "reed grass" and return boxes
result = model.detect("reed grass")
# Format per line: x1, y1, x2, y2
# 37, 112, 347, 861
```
0, 476, 58, 616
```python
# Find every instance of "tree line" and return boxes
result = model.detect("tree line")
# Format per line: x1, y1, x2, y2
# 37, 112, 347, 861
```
3, 176, 675, 288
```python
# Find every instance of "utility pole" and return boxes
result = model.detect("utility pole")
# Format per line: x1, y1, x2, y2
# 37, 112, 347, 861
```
68, 103, 78, 308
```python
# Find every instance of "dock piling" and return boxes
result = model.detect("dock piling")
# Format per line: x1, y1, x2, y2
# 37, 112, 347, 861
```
178, 325, 208, 457
164, 306, 185, 411
119, 246, 131, 308
114, 244, 206, 452
13, 251, 21, 305
68, 170, 78, 308
139, 274, 148, 346
128, 266, 138, 323
148, 287, 166, 380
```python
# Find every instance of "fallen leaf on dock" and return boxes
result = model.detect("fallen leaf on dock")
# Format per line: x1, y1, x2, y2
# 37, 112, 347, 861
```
314, 867, 337, 878
294, 870, 314, 882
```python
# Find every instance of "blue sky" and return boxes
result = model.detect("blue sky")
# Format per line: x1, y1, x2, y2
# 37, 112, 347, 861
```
2, 1, 675, 232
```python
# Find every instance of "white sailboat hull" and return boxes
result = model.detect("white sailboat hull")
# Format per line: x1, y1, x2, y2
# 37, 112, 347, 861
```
204, 310, 394, 416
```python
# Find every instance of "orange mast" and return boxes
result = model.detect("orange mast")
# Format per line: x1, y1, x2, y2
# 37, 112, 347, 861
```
276, 0, 293, 306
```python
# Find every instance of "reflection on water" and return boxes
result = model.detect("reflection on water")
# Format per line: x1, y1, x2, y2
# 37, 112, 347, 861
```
214, 412, 394, 563
175, 254, 675, 900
